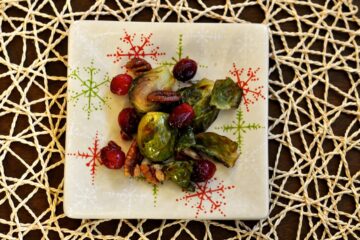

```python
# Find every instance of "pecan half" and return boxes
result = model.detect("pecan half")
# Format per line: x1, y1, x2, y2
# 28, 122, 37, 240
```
147, 90, 181, 103
125, 58, 152, 75
140, 162, 159, 185
124, 140, 143, 177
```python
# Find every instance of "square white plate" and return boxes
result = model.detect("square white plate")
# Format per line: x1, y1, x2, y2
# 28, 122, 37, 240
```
65, 21, 269, 219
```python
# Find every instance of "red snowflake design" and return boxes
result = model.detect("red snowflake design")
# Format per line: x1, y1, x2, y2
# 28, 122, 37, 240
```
176, 178, 235, 218
107, 30, 165, 65
230, 63, 265, 112
67, 132, 102, 184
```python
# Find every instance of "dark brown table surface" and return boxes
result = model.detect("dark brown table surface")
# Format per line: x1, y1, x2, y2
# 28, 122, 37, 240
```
0, 0, 359, 239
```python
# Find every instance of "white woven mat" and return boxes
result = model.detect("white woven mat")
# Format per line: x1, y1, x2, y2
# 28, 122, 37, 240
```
0, 0, 359, 239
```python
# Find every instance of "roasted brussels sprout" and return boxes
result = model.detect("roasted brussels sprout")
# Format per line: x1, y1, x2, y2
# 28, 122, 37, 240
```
137, 112, 177, 162
210, 78, 242, 109
164, 161, 194, 191
129, 66, 175, 113
178, 79, 219, 133
175, 127, 196, 153
194, 132, 239, 167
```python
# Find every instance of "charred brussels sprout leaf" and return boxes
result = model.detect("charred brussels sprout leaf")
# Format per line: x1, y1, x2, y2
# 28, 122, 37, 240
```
129, 66, 175, 113
194, 132, 239, 167
192, 107, 219, 133
137, 112, 177, 162
165, 161, 194, 191
178, 79, 219, 133
178, 78, 213, 105
210, 78, 242, 109
175, 127, 196, 153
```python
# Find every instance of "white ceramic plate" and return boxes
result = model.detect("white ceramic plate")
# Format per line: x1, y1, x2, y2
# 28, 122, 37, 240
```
65, 21, 269, 219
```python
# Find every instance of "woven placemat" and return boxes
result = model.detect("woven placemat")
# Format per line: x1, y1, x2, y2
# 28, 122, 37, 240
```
0, 0, 359, 239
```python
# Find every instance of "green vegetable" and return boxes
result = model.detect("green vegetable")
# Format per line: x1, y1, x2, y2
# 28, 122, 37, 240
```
175, 127, 196, 153
194, 132, 239, 167
210, 78, 242, 109
137, 112, 177, 162
164, 161, 194, 191
129, 66, 175, 113
178, 79, 219, 132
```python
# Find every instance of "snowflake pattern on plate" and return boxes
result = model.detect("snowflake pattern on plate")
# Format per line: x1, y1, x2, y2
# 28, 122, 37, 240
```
162, 34, 207, 68
67, 132, 102, 184
216, 109, 263, 153
134, 177, 159, 207
152, 185, 158, 207
176, 178, 235, 218
107, 30, 165, 65
68, 61, 110, 119
230, 63, 265, 112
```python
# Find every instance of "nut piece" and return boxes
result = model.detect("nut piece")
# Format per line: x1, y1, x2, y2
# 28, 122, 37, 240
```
133, 164, 141, 177
124, 140, 143, 177
140, 162, 158, 185
125, 58, 152, 75
147, 90, 181, 103
155, 169, 165, 182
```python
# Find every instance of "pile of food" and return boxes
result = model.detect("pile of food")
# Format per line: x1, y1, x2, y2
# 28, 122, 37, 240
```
100, 57, 243, 191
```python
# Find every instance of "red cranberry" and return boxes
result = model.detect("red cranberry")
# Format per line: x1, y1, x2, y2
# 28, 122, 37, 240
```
168, 103, 195, 128
173, 58, 197, 82
191, 160, 216, 182
100, 141, 125, 169
120, 130, 132, 141
118, 108, 139, 136
110, 74, 133, 95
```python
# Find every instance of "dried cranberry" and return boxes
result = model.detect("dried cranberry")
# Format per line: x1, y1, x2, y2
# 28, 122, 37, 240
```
120, 130, 132, 141
191, 160, 216, 182
100, 141, 125, 169
118, 108, 140, 136
110, 74, 133, 95
168, 103, 195, 128
172, 58, 197, 82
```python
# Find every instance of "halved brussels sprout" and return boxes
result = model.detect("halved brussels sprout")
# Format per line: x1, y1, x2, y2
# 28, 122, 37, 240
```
194, 132, 239, 167
137, 112, 177, 162
178, 79, 219, 133
164, 161, 194, 191
175, 127, 196, 153
210, 78, 243, 109
129, 66, 175, 113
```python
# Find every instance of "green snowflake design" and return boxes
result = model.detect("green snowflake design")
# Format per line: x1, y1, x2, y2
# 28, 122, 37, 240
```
216, 109, 263, 154
152, 185, 158, 207
68, 61, 110, 119
162, 34, 207, 68
135, 176, 159, 207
